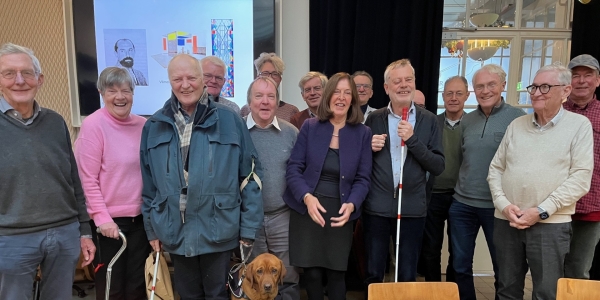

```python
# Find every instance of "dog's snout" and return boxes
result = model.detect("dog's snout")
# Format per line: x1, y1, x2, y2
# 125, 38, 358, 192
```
264, 283, 272, 291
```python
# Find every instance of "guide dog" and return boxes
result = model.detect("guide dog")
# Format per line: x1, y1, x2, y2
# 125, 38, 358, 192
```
231, 253, 286, 300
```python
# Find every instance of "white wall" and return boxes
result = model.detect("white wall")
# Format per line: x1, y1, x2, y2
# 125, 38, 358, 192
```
275, 0, 310, 111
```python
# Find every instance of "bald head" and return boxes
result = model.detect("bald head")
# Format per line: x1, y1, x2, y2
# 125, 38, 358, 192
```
168, 54, 201, 74
414, 90, 425, 107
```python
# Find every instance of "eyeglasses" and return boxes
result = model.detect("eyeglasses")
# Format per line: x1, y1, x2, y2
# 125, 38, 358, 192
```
526, 84, 565, 95
474, 82, 499, 91
259, 71, 282, 80
203, 74, 225, 83
302, 86, 322, 94
0, 69, 37, 81
355, 84, 372, 90
443, 91, 466, 98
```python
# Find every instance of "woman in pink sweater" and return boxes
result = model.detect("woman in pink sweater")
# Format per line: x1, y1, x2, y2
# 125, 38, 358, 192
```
74, 67, 150, 300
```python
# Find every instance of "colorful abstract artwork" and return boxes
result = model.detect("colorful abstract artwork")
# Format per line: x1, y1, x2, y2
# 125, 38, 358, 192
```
212, 19, 234, 97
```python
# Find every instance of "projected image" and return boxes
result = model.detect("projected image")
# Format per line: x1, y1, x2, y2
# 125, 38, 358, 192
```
103, 29, 149, 86
93, 0, 254, 115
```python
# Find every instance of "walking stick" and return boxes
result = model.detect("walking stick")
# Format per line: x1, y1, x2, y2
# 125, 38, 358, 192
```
394, 107, 408, 282
98, 228, 127, 300
149, 251, 160, 300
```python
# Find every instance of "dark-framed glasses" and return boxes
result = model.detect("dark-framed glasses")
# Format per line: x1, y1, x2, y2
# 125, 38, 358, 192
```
1, 69, 37, 80
259, 71, 282, 80
526, 84, 565, 95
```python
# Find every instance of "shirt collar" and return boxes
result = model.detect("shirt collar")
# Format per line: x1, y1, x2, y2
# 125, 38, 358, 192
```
533, 106, 564, 130
246, 114, 281, 131
308, 109, 317, 118
386, 101, 416, 118
0, 96, 41, 124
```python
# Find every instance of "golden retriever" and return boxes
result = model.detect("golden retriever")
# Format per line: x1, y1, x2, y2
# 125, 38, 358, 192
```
231, 253, 286, 300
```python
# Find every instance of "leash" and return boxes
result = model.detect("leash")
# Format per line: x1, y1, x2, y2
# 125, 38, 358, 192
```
229, 243, 253, 298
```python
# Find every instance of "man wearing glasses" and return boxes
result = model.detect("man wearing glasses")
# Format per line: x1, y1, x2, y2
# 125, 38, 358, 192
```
240, 53, 300, 122
488, 64, 593, 299
200, 56, 241, 115
449, 64, 525, 300
563, 54, 600, 280
352, 71, 377, 122
290, 71, 327, 129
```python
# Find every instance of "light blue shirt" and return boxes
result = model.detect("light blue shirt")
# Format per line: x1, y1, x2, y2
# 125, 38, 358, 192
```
532, 106, 564, 132
387, 101, 417, 189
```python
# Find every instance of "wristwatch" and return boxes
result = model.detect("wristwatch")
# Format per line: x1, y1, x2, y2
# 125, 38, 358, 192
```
537, 207, 549, 220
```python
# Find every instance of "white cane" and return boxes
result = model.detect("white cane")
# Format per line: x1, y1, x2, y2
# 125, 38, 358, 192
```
150, 251, 160, 300
394, 107, 408, 282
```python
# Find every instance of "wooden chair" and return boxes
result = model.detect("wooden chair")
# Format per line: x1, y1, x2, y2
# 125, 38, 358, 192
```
557, 278, 600, 300
368, 282, 460, 300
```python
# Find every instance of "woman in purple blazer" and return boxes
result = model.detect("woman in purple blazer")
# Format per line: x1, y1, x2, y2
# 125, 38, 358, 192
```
284, 72, 372, 300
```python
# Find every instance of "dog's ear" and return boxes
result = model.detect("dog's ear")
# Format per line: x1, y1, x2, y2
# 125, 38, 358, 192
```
277, 259, 287, 286
246, 261, 255, 288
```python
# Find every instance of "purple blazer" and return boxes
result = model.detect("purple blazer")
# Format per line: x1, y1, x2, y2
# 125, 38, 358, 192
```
283, 118, 372, 221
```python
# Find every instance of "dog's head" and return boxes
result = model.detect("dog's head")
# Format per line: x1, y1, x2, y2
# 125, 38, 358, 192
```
244, 253, 286, 300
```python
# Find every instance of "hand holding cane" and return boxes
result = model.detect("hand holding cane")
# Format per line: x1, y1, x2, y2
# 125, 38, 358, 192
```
394, 107, 408, 282
150, 251, 160, 300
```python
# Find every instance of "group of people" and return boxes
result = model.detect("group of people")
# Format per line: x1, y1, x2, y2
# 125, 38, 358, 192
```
0, 40, 599, 300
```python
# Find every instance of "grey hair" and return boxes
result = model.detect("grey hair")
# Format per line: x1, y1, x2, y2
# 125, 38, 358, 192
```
247, 76, 280, 106
97, 67, 135, 94
384, 59, 415, 83
444, 75, 469, 90
200, 56, 227, 73
473, 64, 506, 84
536, 63, 572, 85
298, 71, 328, 92
0, 43, 42, 75
352, 71, 374, 84
254, 52, 285, 75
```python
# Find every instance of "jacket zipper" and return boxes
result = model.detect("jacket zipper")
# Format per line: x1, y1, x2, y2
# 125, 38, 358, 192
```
481, 105, 495, 138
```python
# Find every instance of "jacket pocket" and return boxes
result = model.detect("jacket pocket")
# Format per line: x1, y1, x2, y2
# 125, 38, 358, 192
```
210, 194, 241, 243
206, 133, 240, 178
146, 134, 173, 175
150, 195, 178, 246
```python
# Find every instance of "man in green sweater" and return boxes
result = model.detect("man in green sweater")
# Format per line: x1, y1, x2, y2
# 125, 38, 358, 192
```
420, 75, 468, 282
246, 76, 300, 300
0, 43, 95, 299
488, 64, 593, 300
449, 64, 525, 300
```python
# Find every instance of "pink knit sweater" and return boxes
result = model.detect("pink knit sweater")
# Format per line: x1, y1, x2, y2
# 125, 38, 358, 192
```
74, 108, 146, 226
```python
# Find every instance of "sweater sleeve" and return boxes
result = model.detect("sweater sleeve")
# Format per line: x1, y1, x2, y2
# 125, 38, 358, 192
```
488, 122, 512, 213
74, 119, 112, 227
405, 114, 445, 176
538, 120, 594, 216
66, 121, 92, 236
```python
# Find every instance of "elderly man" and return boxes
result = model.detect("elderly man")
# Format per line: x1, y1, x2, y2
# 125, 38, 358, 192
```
488, 64, 593, 299
352, 71, 377, 121
246, 77, 300, 300
420, 76, 469, 282
0, 43, 95, 299
114, 38, 148, 86
140, 54, 263, 299
364, 59, 444, 287
449, 64, 525, 300
563, 54, 600, 280
200, 56, 241, 114
290, 71, 327, 129
414, 90, 426, 108
241, 53, 299, 121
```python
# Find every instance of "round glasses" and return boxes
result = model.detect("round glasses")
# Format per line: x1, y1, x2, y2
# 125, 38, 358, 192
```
526, 84, 565, 95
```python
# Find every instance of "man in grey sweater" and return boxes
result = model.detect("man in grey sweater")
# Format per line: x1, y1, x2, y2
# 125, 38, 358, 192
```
246, 76, 300, 300
449, 64, 525, 300
0, 43, 95, 299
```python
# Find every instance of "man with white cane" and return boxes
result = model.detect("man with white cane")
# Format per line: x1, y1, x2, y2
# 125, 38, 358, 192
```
363, 59, 444, 295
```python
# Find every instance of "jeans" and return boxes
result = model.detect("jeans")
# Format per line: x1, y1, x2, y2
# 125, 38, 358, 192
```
448, 199, 498, 300
171, 250, 232, 300
0, 222, 81, 300
92, 215, 151, 300
564, 220, 600, 279
494, 219, 571, 300
421, 192, 455, 282
251, 209, 300, 300
363, 213, 426, 287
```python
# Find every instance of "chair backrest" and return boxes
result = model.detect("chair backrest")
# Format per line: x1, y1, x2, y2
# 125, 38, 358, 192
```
368, 282, 460, 300
557, 278, 600, 300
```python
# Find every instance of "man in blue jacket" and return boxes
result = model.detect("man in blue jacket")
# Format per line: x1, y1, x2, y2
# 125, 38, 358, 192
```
140, 54, 264, 299
364, 59, 445, 287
